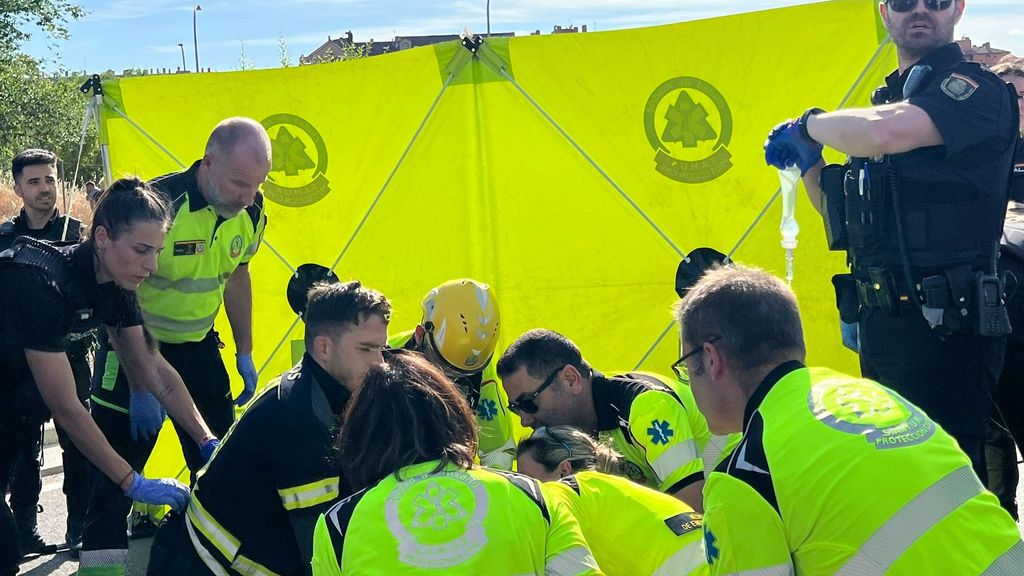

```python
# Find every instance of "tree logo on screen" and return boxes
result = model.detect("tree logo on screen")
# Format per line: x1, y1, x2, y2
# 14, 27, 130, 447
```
260, 114, 331, 207
644, 77, 733, 184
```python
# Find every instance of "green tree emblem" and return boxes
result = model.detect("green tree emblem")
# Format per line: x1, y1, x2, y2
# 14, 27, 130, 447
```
662, 90, 717, 148
271, 126, 315, 176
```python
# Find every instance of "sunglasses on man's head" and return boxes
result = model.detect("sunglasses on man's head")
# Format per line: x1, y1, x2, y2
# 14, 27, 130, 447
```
508, 366, 563, 415
886, 0, 953, 13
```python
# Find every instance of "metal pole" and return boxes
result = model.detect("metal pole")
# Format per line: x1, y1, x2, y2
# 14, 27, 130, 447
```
193, 5, 202, 72
486, 0, 491, 37
178, 43, 186, 71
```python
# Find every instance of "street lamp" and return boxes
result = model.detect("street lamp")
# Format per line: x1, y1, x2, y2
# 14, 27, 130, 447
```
193, 5, 202, 73
177, 43, 187, 72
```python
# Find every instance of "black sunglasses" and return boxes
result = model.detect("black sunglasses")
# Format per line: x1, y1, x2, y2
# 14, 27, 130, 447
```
671, 337, 720, 382
508, 366, 563, 415
886, 0, 953, 13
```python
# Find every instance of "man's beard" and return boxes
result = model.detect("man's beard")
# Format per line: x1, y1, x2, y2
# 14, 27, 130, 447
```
892, 13, 954, 60
205, 179, 244, 218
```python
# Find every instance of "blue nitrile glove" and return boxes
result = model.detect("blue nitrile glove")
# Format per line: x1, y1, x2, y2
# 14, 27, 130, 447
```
840, 321, 861, 354
129, 391, 166, 443
234, 354, 258, 406
124, 473, 189, 512
764, 119, 823, 176
199, 438, 220, 463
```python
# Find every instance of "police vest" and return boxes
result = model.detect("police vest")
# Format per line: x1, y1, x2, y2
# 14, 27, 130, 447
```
136, 184, 264, 343
701, 364, 1023, 575
543, 471, 708, 576
312, 461, 600, 576
840, 47, 1018, 275
0, 238, 97, 337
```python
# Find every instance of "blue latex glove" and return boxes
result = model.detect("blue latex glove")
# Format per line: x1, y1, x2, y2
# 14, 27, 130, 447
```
234, 354, 258, 406
199, 438, 220, 463
129, 391, 166, 443
124, 472, 189, 512
840, 321, 861, 354
764, 120, 823, 176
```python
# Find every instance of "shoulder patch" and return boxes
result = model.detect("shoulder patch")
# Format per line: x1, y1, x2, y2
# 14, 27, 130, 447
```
940, 73, 978, 101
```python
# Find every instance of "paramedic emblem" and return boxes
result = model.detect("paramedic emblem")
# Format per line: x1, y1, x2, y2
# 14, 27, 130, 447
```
809, 378, 934, 449
384, 470, 489, 568
230, 235, 243, 258
940, 73, 978, 101
644, 76, 733, 184
261, 113, 331, 207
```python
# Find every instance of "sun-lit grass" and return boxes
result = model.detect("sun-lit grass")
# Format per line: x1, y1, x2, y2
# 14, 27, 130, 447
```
0, 180, 93, 228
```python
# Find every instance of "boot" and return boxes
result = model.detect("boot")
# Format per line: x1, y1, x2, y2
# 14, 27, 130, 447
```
14, 504, 58, 556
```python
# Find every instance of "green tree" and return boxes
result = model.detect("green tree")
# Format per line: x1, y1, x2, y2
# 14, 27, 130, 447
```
0, 0, 86, 53
0, 55, 102, 183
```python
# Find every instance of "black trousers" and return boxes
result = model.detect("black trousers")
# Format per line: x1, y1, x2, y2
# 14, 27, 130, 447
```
80, 331, 234, 562
7, 346, 93, 543
859, 305, 1005, 481
146, 511, 215, 576
0, 389, 39, 574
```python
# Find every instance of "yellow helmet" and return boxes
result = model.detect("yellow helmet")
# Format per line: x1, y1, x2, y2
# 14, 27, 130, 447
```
420, 279, 501, 374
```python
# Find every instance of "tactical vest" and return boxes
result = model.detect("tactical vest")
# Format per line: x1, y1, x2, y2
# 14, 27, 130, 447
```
0, 237, 97, 337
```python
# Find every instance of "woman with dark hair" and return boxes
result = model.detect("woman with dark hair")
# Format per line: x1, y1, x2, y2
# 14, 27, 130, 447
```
311, 351, 602, 575
517, 427, 708, 576
0, 177, 217, 573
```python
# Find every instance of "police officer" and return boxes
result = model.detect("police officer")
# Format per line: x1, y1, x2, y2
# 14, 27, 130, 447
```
764, 0, 1019, 479
388, 279, 516, 469
311, 353, 600, 576
81, 117, 270, 574
673, 265, 1022, 575
497, 329, 711, 512
0, 149, 92, 556
146, 281, 390, 576
0, 178, 218, 575
517, 426, 709, 576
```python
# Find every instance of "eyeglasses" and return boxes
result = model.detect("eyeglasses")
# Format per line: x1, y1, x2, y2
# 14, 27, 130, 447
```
671, 336, 720, 382
508, 366, 563, 415
886, 0, 953, 13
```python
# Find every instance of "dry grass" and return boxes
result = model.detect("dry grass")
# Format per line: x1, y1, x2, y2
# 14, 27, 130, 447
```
0, 180, 93, 228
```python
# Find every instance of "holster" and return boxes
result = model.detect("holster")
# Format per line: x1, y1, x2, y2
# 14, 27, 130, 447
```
820, 164, 847, 251
855, 267, 902, 315
831, 274, 859, 323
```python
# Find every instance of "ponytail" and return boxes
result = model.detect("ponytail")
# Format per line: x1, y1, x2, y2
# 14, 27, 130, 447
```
90, 177, 171, 241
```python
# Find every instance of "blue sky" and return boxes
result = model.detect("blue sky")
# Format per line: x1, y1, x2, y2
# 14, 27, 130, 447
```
22, 0, 1024, 74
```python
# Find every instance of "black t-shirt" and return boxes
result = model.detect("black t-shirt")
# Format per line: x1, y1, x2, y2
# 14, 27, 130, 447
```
0, 209, 82, 253
0, 241, 142, 353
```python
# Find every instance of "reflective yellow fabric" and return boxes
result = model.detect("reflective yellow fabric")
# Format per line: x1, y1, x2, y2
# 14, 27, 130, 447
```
99, 0, 893, 483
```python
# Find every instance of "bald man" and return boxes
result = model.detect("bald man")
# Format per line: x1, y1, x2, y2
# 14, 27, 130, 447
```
79, 118, 271, 576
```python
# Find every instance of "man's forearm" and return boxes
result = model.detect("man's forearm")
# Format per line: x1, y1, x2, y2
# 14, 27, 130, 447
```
805, 103, 942, 158
802, 162, 825, 216
224, 266, 254, 355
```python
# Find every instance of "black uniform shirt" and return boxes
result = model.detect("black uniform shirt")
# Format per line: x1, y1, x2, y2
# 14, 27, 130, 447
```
0, 208, 82, 252
862, 43, 1018, 271
186, 353, 351, 576
0, 241, 142, 353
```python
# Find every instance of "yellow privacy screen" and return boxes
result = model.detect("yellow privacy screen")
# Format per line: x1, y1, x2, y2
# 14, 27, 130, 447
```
98, 0, 893, 484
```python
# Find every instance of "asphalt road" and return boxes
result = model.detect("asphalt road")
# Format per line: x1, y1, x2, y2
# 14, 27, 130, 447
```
14, 466, 1024, 575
